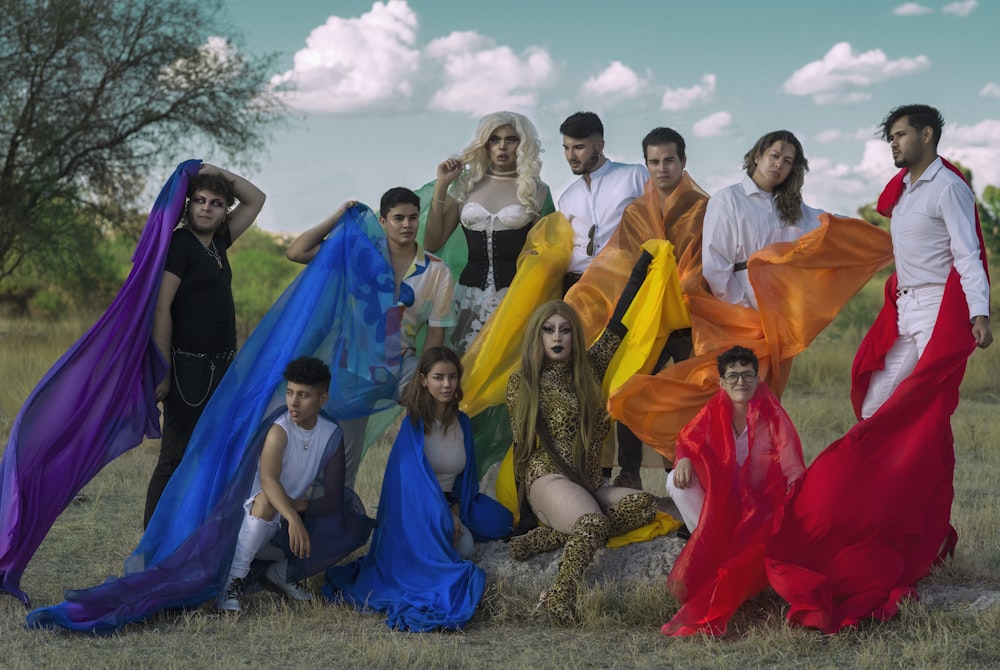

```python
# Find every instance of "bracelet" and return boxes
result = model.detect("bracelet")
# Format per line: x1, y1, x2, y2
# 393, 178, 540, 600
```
432, 197, 446, 204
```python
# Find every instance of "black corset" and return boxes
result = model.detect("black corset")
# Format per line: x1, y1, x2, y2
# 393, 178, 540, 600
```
458, 224, 534, 290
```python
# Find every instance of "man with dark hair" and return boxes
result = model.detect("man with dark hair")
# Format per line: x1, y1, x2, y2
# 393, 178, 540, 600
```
861, 103, 992, 417
606, 127, 706, 490
558, 111, 647, 294
216, 357, 345, 612
146, 163, 266, 527
661, 345, 804, 637
764, 105, 993, 634
286, 187, 455, 486
702, 130, 822, 309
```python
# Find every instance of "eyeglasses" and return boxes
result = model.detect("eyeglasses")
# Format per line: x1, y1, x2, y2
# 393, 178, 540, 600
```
722, 372, 757, 385
586, 225, 597, 256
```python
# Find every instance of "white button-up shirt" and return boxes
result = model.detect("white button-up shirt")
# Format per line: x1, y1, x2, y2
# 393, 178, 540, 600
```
558, 160, 648, 274
703, 175, 823, 309
891, 157, 990, 319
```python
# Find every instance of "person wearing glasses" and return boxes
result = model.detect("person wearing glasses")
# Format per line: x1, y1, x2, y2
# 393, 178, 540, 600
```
662, 345, 805, 637
425, 111, 553, 354
557, 111, 647, 295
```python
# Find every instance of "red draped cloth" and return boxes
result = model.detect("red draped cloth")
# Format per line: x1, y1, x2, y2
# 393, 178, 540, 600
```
663, 384, 804, 637
765, 160, 990, 633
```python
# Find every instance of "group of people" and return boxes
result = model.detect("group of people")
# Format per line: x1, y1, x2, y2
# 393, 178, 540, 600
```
1, 103, 991, 638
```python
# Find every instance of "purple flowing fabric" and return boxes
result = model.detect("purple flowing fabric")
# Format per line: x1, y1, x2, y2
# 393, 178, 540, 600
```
0, 160, 200, 605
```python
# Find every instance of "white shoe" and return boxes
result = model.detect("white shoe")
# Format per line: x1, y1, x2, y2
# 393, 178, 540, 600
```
263, 560, 312, 601
216, 575, 245, 612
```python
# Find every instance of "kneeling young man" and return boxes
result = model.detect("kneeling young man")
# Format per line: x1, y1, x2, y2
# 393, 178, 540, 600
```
662, 346, 805, 636
217, 357, 342, 612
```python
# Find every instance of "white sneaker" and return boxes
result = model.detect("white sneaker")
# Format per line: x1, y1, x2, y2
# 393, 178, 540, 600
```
216, 575, 245, 612
263, 560, 312, 601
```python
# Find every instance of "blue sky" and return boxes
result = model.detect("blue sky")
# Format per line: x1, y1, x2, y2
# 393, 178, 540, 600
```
215, 0, 1000, 233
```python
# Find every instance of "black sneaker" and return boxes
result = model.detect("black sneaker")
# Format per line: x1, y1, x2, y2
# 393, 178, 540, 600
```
216, 576, 246, 612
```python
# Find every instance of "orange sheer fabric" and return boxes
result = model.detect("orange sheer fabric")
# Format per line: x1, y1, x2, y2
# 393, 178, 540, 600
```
610, 215, 894, 460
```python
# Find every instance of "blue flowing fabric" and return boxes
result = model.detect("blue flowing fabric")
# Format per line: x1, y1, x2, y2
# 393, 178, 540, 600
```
325, 412, 512, 632
27, 205, 396, 632
0, 160, 200, 605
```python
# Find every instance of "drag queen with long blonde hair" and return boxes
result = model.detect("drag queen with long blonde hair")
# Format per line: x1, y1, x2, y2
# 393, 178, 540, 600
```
425, 111, 553, 352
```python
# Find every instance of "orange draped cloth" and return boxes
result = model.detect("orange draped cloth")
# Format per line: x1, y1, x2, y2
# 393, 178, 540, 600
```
566, 173, 708, 346
610, 215, 895, 461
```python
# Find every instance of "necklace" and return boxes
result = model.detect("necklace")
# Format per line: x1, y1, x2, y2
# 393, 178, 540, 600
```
203, 239, 222, 269
293, 421, 314, 450
487, 168, 517, 177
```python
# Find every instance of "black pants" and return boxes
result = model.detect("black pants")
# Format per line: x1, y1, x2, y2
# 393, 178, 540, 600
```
144, 349, 232, 527
612, 328, 693, 475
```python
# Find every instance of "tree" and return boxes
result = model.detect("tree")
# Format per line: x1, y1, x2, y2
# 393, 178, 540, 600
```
0, 0, 287, 285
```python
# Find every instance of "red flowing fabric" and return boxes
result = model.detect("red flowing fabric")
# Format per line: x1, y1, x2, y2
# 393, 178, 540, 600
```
765, 160, 989, 633
663, 384, 805, 637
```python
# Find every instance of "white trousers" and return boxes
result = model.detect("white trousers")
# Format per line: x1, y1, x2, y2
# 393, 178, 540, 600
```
861, 285, 944, 420
665, 470, 705, 533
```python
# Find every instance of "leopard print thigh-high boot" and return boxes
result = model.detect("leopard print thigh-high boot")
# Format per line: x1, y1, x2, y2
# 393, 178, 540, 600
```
509, 526, 568, 561
537, 512, 610, 625
606, 491, 657, 537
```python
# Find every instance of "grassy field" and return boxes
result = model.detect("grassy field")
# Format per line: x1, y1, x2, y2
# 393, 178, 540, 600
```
1, 295, 999, 669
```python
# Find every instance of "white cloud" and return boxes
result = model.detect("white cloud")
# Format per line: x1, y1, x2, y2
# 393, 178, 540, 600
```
942, 0, 977, 16
582, 61, 647, 99
692, 111, 732, 137
980, 82, 1000, 98
941, 119, 1000, 188
783, 42, 930, 104
893, 3, 933, 15
660, 74, 716, 111
816, 127, 879, 144
270, 0, 420, 113
811, 118, 1000, 216
269, 1, 556, 117
813, 91, 873, 106
426, 31, 555, 115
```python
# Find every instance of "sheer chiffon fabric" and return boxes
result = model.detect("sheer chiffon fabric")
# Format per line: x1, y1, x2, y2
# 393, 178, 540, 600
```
764, 161, 989, 633
26, 206, 395, 632
0, 160, 199, 605
663, 385, 804, 637
610, 214, 895, 461
325, 412, 511, 632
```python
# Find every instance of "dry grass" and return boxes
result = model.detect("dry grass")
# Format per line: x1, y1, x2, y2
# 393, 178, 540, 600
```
2, 311, 1000, 669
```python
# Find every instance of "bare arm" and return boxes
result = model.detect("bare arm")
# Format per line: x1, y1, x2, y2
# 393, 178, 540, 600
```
259, 424, 311, 558
424, 159, 462, 252
285, 200, 358, 264
199, 163, 266, 242
424, 325, 445, 350
152, 271, 181, 401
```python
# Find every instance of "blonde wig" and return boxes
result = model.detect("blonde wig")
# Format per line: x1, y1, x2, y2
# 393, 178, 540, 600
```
450, 111, 544, 214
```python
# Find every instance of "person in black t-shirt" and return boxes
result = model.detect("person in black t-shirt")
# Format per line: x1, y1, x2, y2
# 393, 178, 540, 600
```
145, 163, 266, 527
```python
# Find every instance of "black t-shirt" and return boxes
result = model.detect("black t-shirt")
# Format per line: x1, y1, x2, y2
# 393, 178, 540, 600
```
164, 226, 236, 352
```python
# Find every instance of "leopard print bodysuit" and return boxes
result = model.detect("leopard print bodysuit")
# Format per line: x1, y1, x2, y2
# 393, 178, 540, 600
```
505, 328, 621, 495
